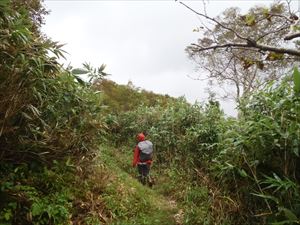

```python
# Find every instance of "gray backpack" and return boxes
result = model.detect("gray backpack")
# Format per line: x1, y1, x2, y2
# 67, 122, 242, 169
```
138, 140, 153, 162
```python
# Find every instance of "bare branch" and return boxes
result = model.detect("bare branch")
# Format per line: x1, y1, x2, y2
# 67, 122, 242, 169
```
189, 42, 249, 51
256, 42, 300, 56
285, 0, 293, 16
179, 1, 248, 41
257, 24, 290, 42
187, 73, 209, 81
201, 0, 207, 16
255, 13, 293, 24
194, 13, 219, 42
266, 13, 294, 23
189, 42, 300, 57
284, 32, 300, 40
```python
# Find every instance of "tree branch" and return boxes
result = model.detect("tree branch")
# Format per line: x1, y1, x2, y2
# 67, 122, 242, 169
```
190, 43, 249, 52
179, 1, 248, 41
284, 32, 300, 40
189, 42, 300, 57
256, 43, 300, 56
257, 24, 290, 42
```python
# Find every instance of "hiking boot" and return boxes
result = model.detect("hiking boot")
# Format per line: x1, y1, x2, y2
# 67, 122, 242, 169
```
138, 175, 147, 185
148, 176, 155, 187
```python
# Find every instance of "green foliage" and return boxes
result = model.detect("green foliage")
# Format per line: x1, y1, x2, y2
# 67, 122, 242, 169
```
0, 1, 108, 224
293, 67, 300, 94
0, 162, 74, 225
211, 72, 300, 223
106, 97, 224, 168
244, 14, 256, 26
94, 79, 176, 114
0, 0, 106, 164
0, 202, 16, 224
0, 158, 112, 224
181, 184, 212, 225
71, 62, 109, 84
30, 192, 71, 225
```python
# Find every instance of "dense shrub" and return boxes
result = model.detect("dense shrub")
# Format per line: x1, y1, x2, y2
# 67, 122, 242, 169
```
213, 73, 300, 224
105, 97, 224, 167
0, 0, 105, 164
0, 1, 107, 224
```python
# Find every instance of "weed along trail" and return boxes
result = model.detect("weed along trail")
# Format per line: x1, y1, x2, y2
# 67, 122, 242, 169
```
98, 146, 184, 225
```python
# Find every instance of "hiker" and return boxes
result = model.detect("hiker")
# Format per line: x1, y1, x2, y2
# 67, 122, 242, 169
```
132, 133, 153, 185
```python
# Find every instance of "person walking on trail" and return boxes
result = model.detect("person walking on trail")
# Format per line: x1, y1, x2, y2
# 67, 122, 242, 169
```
132, 133, 153, 186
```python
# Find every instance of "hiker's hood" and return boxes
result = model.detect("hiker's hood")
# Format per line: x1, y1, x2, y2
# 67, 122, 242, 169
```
137, 133, 145, 142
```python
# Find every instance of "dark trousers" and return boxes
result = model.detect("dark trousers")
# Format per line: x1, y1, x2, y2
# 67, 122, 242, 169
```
137, 163, 150, 185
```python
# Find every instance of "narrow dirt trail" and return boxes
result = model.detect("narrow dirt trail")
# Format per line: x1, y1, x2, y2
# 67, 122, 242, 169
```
168, 199, 184, 225
99, 146, 186, 225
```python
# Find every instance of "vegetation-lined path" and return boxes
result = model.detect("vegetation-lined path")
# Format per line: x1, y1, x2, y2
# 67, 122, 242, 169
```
1, 1, 300, 224
99, 146, 184, 225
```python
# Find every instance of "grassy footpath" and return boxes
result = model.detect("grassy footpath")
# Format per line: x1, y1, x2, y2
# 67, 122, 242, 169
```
98, 145, 180, 225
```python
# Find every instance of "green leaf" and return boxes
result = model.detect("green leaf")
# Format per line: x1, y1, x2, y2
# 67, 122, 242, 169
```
291, 25, 300, 31
271, 220, 294, 225
262, 8, 269, 16
279, 207, 298, 222
0, 0, 9, 8
71, 68, 89, 75
245, 14, 256, 26
293, 67, 300, 93
31, 202, 43, 216
266, 52, 284, 61
251, 193, 279, 204
99, 64, 106, 72
73, 75, 86, 86
4, 211, 11, 221
237, 168, 248, 178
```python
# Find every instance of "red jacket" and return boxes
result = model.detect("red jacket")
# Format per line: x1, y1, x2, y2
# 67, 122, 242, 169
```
132, 133, 152, 167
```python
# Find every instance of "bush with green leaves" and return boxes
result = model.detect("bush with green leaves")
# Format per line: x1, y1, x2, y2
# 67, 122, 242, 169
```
0, 162, 74, 225
212, 69, 300, 224
0, 1, 108, 224
105, 97, 224, 168
0, 0, 105, 163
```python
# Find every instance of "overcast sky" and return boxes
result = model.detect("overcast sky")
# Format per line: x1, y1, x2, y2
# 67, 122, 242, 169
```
42, 0, 297, 117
